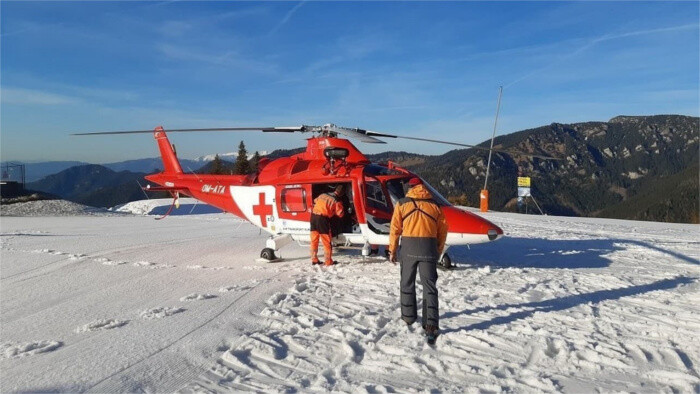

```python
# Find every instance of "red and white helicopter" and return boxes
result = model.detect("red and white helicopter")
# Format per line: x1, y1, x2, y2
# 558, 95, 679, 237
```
76, 124, 556, 267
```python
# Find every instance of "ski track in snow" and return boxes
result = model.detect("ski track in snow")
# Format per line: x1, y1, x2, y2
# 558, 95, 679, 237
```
1, 202, 699, 393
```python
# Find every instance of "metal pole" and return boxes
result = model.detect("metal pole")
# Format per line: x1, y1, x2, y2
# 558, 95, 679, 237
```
483, 86, 503, 190
530, 194, 545, 215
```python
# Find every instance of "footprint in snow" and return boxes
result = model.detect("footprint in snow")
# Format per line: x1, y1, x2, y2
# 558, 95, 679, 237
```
102, 260, 127, 266
33, 249, 60, 255
133, 261, 173, 269
93, 257, 125, 265
140, 307, 186, 319
1, 340, 63, 359
75, 319, 129, 333
243, 265, 265, 271
180, 293, 217, 302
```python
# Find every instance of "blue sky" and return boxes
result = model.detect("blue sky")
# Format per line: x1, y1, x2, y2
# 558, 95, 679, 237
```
1, 1, 698, 163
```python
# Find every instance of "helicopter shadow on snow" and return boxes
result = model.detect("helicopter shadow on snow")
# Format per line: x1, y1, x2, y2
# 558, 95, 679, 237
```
440, 275, 697, 335
449, 236, 699, 269
147, 203, 223, 216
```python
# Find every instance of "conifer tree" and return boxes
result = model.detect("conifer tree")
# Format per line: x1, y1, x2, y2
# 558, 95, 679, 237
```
234, 141, 250, 175
210, 154, 225, 175
251, 151, 261, 174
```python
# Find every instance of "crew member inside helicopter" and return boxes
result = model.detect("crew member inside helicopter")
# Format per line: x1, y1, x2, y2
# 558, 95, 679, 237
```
312, 183, 357, 235
310, 184, 346, 266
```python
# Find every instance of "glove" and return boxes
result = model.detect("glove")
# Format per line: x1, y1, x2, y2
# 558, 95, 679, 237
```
389, 252, 398, 264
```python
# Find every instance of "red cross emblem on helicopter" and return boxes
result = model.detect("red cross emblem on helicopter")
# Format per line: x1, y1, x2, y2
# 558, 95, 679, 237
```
252, 192, 273, 227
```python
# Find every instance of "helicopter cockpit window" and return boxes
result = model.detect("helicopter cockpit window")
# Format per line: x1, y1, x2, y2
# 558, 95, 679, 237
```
365, 180, 388, 211
422, 180, 451, 206
385, 177, 451, 207
363, 164, 404, 177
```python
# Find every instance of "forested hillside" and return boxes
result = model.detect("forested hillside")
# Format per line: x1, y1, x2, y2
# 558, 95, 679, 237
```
385, 115, 698, 223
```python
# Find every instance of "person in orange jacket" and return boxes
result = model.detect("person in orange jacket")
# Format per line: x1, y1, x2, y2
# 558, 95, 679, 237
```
310, 184, 346, 266
388, 177, 448, 344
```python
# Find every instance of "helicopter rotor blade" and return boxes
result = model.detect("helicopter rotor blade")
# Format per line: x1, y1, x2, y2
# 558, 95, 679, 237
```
71, 126, 306, 136
364, 130, 562, 160
71, 123, 561, 160
326, 126, 387, 144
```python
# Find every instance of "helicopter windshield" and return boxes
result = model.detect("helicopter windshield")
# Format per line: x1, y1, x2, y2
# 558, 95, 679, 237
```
365, 179, 389, 211
385, 177, 451, 207
362, 172, 450, 235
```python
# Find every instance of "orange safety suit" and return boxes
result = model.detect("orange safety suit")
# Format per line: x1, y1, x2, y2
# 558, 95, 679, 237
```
389, 184, 448, 329
389, 184, 448, 257
310, 192, 345, 265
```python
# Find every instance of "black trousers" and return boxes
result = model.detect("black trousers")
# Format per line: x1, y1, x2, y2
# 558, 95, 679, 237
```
310, 213, 331, 233
399, 237, 439, 328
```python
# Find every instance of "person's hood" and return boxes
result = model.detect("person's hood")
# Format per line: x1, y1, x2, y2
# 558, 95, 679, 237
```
406, 184, 433, 199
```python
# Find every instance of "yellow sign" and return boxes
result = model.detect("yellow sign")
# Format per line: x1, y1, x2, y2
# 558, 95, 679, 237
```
517, 177, 531, 187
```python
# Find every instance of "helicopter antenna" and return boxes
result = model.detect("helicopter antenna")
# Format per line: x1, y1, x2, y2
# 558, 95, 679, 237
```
483, 86, 502, 191
481, 86, 503, 212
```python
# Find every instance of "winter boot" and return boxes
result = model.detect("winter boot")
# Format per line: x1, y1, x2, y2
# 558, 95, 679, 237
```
425, 325, 439, 345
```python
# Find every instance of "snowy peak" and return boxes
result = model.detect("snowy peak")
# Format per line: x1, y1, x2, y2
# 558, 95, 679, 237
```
194, 151, 268, 162
194, 152, 237, 162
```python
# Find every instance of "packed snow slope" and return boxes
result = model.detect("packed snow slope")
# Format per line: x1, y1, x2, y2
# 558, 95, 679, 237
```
112, 198, 223, 216
1, 200, 698, 393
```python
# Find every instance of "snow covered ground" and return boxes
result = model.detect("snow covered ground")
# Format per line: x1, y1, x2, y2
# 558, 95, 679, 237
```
1, 199, 113, 217
1, 200, 699, 392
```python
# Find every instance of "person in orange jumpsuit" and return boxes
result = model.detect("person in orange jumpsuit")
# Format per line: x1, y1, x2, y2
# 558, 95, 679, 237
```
310, 184, 345, 266
388, 177, 448, 344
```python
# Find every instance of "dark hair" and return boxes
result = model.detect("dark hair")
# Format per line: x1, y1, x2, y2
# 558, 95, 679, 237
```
334, 184, 346, 194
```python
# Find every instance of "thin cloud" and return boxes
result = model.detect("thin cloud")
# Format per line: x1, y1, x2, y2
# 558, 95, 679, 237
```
1, 88, 80, 106
268, 1, 306, 36
0, 25, 39, 38
0, 20, 51, 38
505, 23, 699, 89
304, 33, 393, 74
158, 43, 278, 75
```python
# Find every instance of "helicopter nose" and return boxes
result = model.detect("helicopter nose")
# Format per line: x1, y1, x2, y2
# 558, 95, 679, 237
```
442, 206, 503, 241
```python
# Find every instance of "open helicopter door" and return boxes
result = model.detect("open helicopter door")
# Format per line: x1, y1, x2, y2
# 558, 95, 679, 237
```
360, 175, 393, 245
307, 182, 362, 245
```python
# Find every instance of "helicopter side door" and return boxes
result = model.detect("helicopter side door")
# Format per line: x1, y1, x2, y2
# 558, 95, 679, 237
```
275, 184, 312, 237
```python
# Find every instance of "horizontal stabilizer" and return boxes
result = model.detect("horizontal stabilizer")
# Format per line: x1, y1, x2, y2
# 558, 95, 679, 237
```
143, 185, 190, 193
